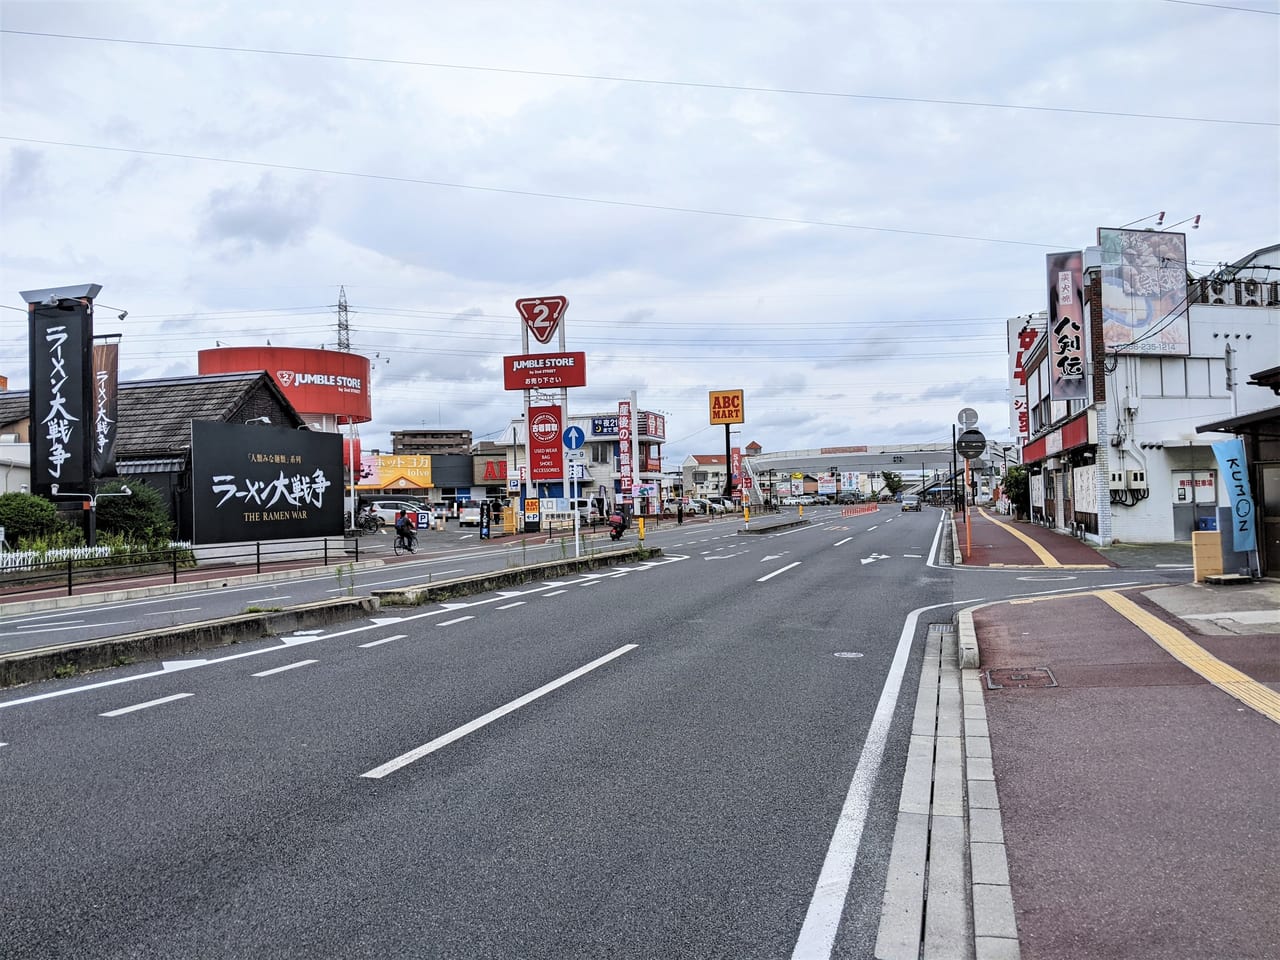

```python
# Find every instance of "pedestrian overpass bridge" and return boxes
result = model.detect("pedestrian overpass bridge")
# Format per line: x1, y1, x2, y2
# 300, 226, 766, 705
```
742, 441, 1007, 503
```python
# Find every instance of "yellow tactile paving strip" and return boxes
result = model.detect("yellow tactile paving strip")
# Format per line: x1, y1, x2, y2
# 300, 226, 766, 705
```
973, 508, 1110, 570
1097, 589, 1280, 726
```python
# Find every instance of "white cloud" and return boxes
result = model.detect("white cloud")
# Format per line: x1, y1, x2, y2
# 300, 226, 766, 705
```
1, 0, 1276, 465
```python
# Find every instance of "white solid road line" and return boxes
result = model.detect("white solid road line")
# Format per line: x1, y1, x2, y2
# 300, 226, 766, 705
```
251, 660, 317, 677
757, 561, 801, 582
834, 537, 853, 546
791, 599, 973, 960
100, 693, 193, 717
360, 643, 639, 779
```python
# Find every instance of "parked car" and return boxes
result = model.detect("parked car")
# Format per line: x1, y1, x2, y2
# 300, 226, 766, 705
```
458, 501, 483, 526
364, 499, 429, 526
688, 498, 713, 515
901, 495, 921, 512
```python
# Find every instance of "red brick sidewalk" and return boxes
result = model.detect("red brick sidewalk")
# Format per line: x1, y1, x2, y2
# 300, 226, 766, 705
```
957, 508, 1115, 567
974, 590, 1280, 959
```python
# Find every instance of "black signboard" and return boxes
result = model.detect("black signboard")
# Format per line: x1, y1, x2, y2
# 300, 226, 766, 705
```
191, 421, 343, 544
956, 428, 987, 461
479, 500, 491, 539
29, 301, 93, 492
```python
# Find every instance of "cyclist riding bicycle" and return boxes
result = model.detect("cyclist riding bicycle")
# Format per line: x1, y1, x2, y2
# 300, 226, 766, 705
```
393, 509, 417, 552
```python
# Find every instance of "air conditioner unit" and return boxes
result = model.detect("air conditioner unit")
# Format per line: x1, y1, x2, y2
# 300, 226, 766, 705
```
1126, 469, 1148, 490
1238, 279, 1262, 307
1210, 277, 1228, 304
1109, 471, 1126, 491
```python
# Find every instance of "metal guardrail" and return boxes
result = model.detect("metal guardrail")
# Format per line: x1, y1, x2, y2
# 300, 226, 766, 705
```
0, 536, 361, 602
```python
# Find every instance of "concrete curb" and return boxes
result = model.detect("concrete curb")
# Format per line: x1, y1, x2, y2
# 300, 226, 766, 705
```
0, 596, 380, 688
961, 664, 1021, 959
875, 621, 1022, 960
0, 558, 385, 616
958, 606, 980, 669
735, 518, 809, 535
371, 546, 661, 606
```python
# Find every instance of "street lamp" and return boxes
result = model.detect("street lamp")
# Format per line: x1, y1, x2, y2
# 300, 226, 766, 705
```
49, 483, 132, 548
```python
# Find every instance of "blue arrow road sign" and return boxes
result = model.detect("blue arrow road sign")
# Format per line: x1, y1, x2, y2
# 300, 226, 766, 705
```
563, 425, 585, 449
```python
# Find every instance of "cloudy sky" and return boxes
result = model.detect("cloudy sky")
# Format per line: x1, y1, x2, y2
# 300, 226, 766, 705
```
2, 0, 1277, 463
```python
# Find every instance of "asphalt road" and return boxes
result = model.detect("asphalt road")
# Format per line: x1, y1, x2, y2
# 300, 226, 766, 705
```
0, 508, 1195, 959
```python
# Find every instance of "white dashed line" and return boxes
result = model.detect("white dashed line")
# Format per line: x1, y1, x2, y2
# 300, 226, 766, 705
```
439, 616, 475, 626
497, 602, 526, 610
758, 562, 802, 582
252, 660, 317, 677
359, 634, 407, 649
361, 644, 638, 779
100, 693, 193, 717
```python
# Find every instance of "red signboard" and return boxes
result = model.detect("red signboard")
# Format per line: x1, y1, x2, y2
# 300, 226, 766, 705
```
528, 405, 563, 481
516, 296, 568, 345
503, 352, 587, 390
199, 346, 372, 424
618, 400, 633, 493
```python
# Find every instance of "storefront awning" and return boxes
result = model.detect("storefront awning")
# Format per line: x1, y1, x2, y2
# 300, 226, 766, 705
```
1196, 403, 1280, 438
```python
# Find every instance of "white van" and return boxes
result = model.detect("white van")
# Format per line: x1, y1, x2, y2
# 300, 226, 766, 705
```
569, 497, 603, 524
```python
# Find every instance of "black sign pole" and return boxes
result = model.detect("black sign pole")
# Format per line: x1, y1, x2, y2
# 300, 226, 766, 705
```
952, 424, 960, 523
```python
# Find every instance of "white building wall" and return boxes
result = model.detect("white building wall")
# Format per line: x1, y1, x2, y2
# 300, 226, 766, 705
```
1103, 299, 1279, 542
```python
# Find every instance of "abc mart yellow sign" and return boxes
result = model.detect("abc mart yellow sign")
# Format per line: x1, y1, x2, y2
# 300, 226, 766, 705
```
709, 389, 745, 425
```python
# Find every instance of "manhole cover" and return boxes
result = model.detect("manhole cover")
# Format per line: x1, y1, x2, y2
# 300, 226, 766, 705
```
985, 667, 1058, 689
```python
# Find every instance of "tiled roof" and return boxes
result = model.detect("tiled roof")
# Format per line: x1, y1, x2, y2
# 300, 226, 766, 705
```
690, 454, 727, 465
0, 371, 303, 460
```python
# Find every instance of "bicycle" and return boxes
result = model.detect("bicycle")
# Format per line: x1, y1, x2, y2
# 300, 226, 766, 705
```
392, 530, 417, 555
357, 511, 381, 535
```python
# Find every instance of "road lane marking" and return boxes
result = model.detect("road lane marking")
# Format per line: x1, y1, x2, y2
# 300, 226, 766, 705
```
834, 537, 852, 546
544, 590, 568, 597
252, 659, 317, 677
757, 561, 801, 582
438, 616, 475, 626
497, 602, 526, 610
361, 644, 639, 779
792, 599, 973, 959
1097, 590, 1280, 725
100, 693, 193, 717
359, 635, 407, 649
975, 507, 1062, 566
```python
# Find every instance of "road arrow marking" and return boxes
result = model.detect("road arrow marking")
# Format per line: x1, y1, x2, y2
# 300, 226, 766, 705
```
760, 553, 789, 562
162, 659, 208, 672
369, 617, 405, 626
860, 553, 890, 565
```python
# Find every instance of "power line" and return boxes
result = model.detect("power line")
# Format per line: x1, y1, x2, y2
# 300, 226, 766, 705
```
3, 29, 1273, 128
0, 136, 1071, 250
1159, 0, 1280, 14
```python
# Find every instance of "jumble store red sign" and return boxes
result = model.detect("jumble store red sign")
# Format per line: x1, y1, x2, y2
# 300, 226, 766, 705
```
503, 352, 587, 391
